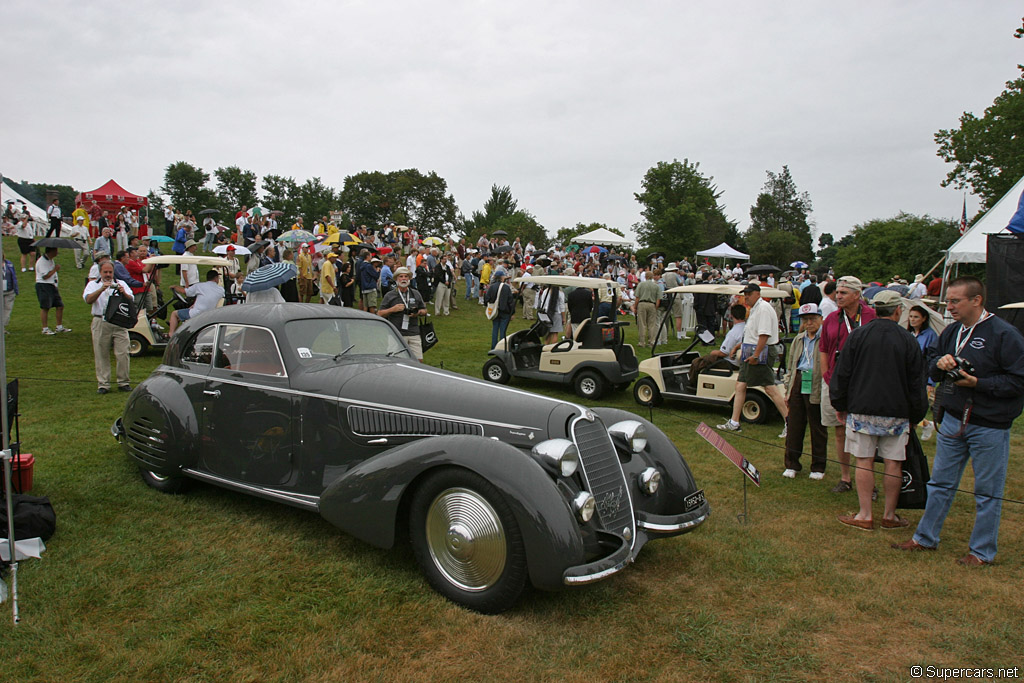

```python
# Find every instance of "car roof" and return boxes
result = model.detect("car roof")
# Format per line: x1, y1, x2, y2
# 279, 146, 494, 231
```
185, 303, 384, 331
664, 283, 790, 299
513, 274, 621, 289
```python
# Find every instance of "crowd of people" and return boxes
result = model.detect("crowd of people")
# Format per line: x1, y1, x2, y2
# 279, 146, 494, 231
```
4, 202, 1024, 567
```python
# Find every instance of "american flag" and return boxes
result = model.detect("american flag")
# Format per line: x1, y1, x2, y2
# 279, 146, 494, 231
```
959, 195, 968, 235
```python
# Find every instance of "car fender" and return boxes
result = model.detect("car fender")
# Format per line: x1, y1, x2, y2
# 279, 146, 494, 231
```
637, 357, 666, 392
318, 434, 586, 591
121, 373, 201, 473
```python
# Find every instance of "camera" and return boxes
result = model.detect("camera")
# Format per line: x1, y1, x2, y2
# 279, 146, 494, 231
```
944, 356, 976, 382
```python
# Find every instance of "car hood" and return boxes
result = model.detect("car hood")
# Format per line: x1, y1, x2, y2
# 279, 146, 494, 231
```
318, 359, 583, 445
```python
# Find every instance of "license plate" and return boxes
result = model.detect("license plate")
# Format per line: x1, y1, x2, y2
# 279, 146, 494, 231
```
684, 489, 706, 512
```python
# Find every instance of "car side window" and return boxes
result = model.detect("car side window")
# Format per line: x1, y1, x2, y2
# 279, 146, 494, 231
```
181, 325, 217, 365
214, 325, 286, 377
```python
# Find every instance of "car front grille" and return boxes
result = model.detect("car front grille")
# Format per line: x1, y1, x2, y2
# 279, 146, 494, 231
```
572, 416, 635, 538
347, 406, 484, 438
126, 416, 167, 469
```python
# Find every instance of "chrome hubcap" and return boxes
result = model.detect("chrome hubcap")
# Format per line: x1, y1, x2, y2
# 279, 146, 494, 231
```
425, 487, 506, 591
487, 365, 502, 380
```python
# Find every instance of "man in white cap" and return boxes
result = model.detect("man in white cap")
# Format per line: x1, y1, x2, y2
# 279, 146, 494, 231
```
379, 266, 427, 360
661, 263, 687, 340
180, 240, 200, 289
70, 215, 91, 269
782, 303, 827, 479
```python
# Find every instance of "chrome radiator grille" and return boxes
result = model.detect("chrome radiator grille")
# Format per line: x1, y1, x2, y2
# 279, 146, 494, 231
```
572, 416, 634, 537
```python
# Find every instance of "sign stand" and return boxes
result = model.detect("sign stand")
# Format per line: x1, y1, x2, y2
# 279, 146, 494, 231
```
696, 422, 760, 524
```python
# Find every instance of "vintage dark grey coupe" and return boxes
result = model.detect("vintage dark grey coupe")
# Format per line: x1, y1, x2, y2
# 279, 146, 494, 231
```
114, 304, 709, 613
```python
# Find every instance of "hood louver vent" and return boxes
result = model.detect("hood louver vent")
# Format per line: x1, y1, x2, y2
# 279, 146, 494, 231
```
347, 406, 483, 438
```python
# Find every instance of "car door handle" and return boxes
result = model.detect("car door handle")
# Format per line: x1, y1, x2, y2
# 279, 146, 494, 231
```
203, 390, 221, 398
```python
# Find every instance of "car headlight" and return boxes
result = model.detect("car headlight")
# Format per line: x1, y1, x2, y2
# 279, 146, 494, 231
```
639, 467, 661, 495
609, 420, 647, 453
532, 438, 580, 477
573, 491, 596, 522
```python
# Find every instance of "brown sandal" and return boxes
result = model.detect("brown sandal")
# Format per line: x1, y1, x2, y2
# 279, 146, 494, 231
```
880, 514, 910, 529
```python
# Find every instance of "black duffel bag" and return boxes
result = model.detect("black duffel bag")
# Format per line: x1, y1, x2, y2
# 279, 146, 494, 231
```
0, 493, 57, 542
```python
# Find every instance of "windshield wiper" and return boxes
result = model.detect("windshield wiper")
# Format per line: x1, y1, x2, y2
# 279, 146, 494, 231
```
333, 344, 356, 361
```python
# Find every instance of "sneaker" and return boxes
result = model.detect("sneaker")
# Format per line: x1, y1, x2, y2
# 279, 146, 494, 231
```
831, 480, 852, 493
28, 266, 33, 271
118, 384, 132, 392
778, 425, 788, 439
42, 327, 55, 336
716, 420, 741, 432
920, 421, 934, 441
809, 471, 825, 481
55, 325, 71, 333
97, 387, 109, 395
782, 469, 796, 479
20, 267, 26, 272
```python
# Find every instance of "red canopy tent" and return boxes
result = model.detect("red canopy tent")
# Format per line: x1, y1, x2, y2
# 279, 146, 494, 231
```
76, 179, 148, 214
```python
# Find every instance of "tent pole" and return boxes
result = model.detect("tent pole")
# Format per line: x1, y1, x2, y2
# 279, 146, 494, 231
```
0, 172, 19, 624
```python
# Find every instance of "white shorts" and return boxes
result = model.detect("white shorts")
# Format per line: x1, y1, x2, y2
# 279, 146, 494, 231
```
845, 429, 908, 462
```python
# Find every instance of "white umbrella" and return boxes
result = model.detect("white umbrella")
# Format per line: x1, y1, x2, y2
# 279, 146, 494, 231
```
213, 244, 251, 256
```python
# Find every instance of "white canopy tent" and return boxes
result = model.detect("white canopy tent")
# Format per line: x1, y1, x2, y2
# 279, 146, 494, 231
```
1, 180, 49, 229
695, 242, 749, 261
945, 175, 1023, 265
570, 227, 633, 248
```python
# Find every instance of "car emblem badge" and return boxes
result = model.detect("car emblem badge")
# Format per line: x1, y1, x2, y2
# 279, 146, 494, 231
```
528, 432, 534, 440
584, 410, 595, 422
597, 486, 624, 518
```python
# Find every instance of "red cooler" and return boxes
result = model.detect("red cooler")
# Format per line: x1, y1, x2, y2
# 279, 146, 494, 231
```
1, 452, 34, 493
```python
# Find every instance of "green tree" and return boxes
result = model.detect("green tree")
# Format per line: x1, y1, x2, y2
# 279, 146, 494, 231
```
463, 184, 537, 245
744, 165, 814, 266
160, 161, 215, 214
935, 65, 1024, 209
490, 210, 548, 248
261, 174, 301, 222
214, 166, 259, 215
295, 177, 338, 226
831, 213, 959, 282
633, 159, 736, 259
339, 169, 459, 235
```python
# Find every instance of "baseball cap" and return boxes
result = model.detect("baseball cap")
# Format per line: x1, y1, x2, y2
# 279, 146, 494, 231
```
739, 282, 761, 294
836, 276, 863, 292
326, 252, 340, 259
870, 290, 903, 307
226, 244, 236, 252
798, 303, 821, 317
493, 269, 507, 278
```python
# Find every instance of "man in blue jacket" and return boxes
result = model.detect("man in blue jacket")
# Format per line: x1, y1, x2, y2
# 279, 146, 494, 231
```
893, 277, 1024, 565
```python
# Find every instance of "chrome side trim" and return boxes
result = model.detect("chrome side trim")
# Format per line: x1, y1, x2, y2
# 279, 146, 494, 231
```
162, 368, 542, 432
182, 468, 320, 511
637, 512, 709, 533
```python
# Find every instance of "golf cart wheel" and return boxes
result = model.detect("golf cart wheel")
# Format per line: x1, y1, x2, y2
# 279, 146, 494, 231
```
483, 358, 510, 385
128, 332, 149, 357
409, 469, 527, 614
139, 468, 189, 494
633, 377, 663, 407
574, 370, 606, 400
741, 392, 770, 424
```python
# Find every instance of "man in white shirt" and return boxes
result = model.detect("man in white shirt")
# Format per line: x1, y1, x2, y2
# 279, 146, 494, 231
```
718, 283, 788, 433
46, 199, 62, 238
169, 269, 224, 336
907, 275, 927, 300
35, 247, 71, 335
164, 205, 175, 237
180, 240, 200, 288
83, 261, 133, 393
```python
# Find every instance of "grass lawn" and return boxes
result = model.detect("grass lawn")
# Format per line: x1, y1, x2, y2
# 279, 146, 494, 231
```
1, 241, 1021, 682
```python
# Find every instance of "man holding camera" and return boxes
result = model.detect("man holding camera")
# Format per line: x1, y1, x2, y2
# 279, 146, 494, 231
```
893, 277, 1024, 565
83, 261, 133, 394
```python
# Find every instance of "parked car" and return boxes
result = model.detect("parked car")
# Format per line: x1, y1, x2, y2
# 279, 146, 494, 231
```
483, 274, 638, 400
633, 284, 790, 424
113, 304, 709, 613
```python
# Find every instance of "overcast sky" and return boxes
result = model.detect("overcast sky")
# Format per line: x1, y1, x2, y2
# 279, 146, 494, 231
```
4, 1, 1021, 243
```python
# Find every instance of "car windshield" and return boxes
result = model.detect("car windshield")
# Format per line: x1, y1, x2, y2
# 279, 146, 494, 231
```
285, 318, 413, 364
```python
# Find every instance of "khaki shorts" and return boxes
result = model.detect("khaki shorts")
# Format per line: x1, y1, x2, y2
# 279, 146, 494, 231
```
362, 290, 379, 309
820, 381, 842, 428
736, 345, 777, 388
845, 429, 908, 462
404, 333, 423, 360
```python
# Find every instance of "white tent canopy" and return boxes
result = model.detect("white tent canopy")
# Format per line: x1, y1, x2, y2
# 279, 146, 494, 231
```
1, 180, 49, 226
570, 227, 632, 247
695, 242, 749, 260
945, 175, 1023, 265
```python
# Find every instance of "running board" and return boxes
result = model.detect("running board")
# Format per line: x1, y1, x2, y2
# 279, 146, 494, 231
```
182, 468, 321, 511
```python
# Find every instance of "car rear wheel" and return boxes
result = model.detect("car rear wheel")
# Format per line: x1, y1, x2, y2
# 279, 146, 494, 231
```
633, 377, 663, 407
482, 358, 511, 384
573, 370, 605, 400
409, 469, 527, 614
139, 468, 189, 494
740, 392, 770, 424
128, 332, 149, 357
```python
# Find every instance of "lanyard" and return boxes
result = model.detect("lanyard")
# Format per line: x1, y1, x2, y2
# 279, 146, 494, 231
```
954, 310, 991, 357
841, 307, 860, 335
397, 288, 413, 310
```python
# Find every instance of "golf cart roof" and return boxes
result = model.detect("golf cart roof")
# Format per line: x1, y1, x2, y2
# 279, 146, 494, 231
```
999, 301, 1024, 309
514, 274, 621, 289
664, 283, 790, 299
143, 255, 232, 267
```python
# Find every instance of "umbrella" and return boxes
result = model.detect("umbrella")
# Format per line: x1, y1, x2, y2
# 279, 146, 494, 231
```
493, 244, 513, 254
352, 242, 377, 252
394, 225, 410, 232
887, 284, 910, 296
587, 245, 608, 254
213, 244, 251, 256
790, 260, 809, 269
242, 262, 298, 293
422, 236, 444, 246
198, 208, 219, 216
745, 264, 781, 275
862, 284, 885, 300
491, 229, 508, 237
277, 229, 316, 243
31, 238, 83, 250
147, 235, 175, 243
269, 210, 284, 217
378, 246, 394, 255
323, 231, 355, 245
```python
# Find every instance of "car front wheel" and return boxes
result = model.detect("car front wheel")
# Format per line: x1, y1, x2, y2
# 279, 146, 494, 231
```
482, 358, 511, 384
409, 469, 527, 614
139, 468, 189, 494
